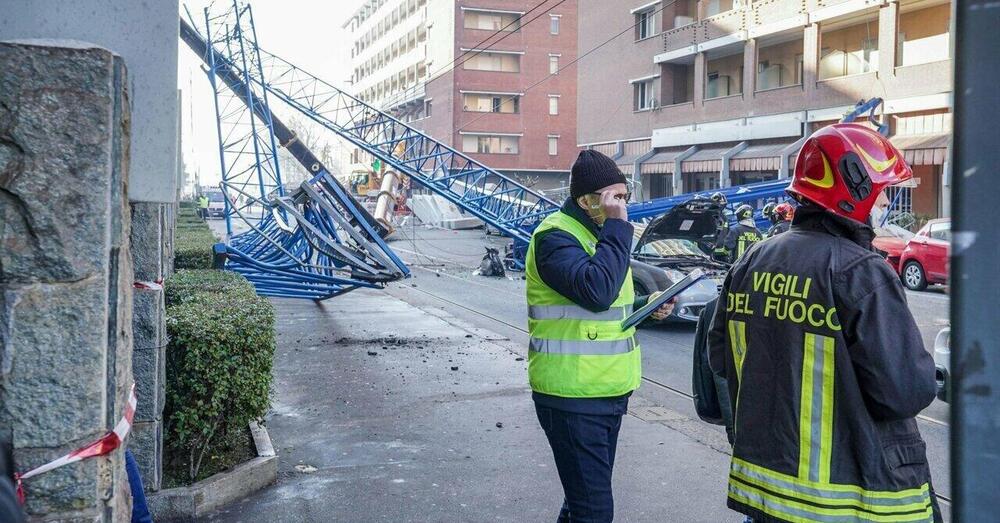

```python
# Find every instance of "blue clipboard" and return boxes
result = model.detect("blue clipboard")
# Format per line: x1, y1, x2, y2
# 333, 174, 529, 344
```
620, 269, 705, 330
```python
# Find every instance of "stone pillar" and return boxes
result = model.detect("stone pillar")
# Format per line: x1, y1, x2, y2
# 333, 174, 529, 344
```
694, 52, 707, 107
878, 2, 899, 78
0, 40, 134, 521
743, 38, 757, 98
803, 23, 820, 94
129, 204, 167, 491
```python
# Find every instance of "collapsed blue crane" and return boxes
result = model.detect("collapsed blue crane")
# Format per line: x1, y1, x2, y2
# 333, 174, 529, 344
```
183, 3, 408, 299
185, 1, 898, 299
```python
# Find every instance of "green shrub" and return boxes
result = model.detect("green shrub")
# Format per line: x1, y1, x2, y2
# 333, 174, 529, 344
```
165, 269, 256, 307
179, 200, 197, 210
174, 221, 218, 270
163, 269, 274, 483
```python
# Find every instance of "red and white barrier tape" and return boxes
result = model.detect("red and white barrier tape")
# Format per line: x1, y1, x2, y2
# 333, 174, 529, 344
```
133, 280, 164, 291
14, 384, 137, 504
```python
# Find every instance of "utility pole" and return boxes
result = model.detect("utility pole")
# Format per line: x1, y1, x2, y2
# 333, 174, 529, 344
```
950, 1, 1000, 520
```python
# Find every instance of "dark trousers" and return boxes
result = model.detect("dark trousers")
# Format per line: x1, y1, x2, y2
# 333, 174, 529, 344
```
535, 404, 624, 523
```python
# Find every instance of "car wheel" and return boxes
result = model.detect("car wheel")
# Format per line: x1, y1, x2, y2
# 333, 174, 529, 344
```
902, 261, 927, 291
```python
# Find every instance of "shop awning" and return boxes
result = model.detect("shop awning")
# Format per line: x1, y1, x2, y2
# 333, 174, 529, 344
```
615, 153, 644, 175
730, 141, 795, 171
639, 147, 688, 174
615, 140, 652, 175
891, 133, 950, 166
681, 145, 731, 173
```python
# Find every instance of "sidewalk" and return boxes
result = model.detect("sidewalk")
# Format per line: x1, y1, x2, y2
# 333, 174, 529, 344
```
204, 290, 735, 522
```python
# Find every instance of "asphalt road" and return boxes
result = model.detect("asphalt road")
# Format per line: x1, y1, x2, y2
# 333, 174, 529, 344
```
384, 224, 953, 510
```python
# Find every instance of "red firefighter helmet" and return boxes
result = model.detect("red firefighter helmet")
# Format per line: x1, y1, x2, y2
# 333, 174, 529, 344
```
788, 123, 912, 223
774, 202, 794, 221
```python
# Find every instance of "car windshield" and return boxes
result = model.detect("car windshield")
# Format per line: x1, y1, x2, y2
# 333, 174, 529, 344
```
636, 238, 706, 258
207, 192, 225, 202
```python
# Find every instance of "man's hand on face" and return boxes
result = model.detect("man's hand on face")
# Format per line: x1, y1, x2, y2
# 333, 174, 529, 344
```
600, 188, 628, 222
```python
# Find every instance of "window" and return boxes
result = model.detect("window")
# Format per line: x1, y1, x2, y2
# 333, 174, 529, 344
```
549, 95, 559, 115
928, 221, 951, 241
635, 8, 656, 40
462, 134, 520, 154
549, 55, 560, 74
897, 3, 951, 67
705, 52, 743, 99
819, 18, 879, 80
548, 136, 559, 156
550, 15, 560, 35
756, 35, 804, 90
424, 100, 432, 117
633, 79, 655, 110
704, 0, 736, 18
463, 51, 521, 72
464, 10, 521, 31
462, 93, 520, 113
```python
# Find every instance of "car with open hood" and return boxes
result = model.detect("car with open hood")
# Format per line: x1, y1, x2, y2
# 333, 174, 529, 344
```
629, 198, 730, 323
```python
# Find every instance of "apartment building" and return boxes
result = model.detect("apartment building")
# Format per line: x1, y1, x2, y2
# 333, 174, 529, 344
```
578, 0, 953, 219
344, 0, 579, 191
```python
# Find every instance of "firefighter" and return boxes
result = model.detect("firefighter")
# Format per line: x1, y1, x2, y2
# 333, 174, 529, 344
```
708, 123, 941, 522
526, 150, 673, 523
710, 192, 732, 261
766, 202, 794, 237
762, 202, 778, 230
721, 204, 763, 263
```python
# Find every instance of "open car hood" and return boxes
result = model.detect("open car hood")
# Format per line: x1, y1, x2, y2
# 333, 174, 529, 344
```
635, 198, 725, 254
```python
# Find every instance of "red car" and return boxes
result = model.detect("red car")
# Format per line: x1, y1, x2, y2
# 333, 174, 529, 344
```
898, 218, 951, 290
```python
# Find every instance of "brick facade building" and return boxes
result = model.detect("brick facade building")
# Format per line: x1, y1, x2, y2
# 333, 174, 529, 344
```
578, 0, 953, 219
345, 0, 579, 192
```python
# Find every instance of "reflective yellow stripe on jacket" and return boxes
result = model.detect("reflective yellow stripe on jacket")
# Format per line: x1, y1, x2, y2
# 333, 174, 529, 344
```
726, 330, 934, 522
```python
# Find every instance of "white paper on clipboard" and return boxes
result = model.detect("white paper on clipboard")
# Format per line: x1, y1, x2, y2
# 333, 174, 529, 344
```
620, 269, 705, 331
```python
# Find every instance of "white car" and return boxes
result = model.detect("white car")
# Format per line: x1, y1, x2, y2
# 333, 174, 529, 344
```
934, 327, 950, 402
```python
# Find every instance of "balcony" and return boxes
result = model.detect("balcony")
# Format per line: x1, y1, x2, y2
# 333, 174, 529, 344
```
658, 5, 746, 61
701, 8, 746, 41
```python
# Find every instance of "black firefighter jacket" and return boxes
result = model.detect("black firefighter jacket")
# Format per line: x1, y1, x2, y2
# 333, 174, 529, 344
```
708, 205, 940, 523
723, 221, 764, 263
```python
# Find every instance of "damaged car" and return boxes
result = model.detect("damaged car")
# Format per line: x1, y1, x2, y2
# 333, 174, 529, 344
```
630, 198, 730, 323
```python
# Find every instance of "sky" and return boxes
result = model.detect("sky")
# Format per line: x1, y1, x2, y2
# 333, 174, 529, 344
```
177, 0, 365, 191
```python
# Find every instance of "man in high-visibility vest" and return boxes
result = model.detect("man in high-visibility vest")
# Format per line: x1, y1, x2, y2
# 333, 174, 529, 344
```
526, 150, 673, 522
198, 194, 209, 219
708, 124, 942, 522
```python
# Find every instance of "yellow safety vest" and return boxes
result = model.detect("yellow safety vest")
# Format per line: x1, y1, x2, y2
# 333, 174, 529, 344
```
525, 211, 640, 398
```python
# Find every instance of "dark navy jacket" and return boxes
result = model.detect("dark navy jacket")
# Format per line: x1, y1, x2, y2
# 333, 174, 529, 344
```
531, 199, 648, 415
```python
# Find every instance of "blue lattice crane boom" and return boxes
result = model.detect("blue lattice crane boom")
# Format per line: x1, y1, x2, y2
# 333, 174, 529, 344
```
179, 16, 386, 237
233, 44, 561, 256
182, 5, 408, 300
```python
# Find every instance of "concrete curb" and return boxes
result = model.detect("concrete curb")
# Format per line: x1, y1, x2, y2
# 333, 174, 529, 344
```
147, 421, 277, 521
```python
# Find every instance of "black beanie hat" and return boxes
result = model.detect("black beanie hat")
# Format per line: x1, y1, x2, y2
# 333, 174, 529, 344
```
570, 150, 628, 199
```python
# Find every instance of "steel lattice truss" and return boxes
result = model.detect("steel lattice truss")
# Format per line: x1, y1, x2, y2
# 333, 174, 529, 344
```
185, 2, 408, 299
248, 46, 561, 251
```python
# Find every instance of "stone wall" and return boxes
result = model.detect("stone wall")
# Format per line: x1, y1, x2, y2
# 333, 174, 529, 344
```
0, 40, 134, 521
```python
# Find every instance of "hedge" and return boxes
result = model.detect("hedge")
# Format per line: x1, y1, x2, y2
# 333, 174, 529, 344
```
174, 217, 218, 270
163, 269, 274, 483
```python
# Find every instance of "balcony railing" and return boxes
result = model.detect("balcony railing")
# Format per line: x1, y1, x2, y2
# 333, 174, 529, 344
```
749, 0, 805, 29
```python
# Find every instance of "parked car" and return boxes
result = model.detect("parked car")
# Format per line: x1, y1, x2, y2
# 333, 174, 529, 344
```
630, 198, 729, 323
899, 218, 950, 291
872, 233, 907, 274
934, 327, 950, 403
